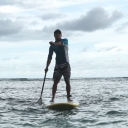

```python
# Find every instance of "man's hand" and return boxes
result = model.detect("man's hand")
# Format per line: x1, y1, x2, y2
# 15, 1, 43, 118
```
44, 68, 48, 73
49, 41, 55, 46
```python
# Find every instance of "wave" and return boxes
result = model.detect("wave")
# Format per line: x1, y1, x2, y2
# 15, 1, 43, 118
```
106, 110, 124, 115
0, 78, 52, 81
0, 77, 128, 81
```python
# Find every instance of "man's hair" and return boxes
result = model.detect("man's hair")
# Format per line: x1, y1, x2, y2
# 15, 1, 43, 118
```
54, 29, 62, 34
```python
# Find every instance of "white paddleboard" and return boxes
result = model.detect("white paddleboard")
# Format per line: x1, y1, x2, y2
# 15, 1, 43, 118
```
43, 98, 79, 110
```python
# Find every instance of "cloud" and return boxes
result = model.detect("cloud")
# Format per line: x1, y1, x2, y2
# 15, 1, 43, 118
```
0, 6, 123, 42
0, 0, 22, 6
39, 13, 66, 20
1, 56, 19, 61
82, 42, 127, 53
43, 7, 123, 32
116, 21, 128, 32
0, 0, 90, 9
0, 18, 48, 41
96, 46, 121, 52
0, 12, 9, 17
0, 27, 52, 41
71, 49, 128, 77
0, 1, 41, 9
0, 19, 23, 36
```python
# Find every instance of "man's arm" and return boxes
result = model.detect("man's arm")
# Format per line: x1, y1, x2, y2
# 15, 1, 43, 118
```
49, 39, 68, 46
45, 58, 51, 73
45, 46, 53, 73
49, 41, 62, 46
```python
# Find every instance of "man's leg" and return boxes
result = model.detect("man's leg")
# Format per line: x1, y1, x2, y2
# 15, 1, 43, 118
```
62, 63, 72, 101
51, 64, 62, 102
50, 80, 59, 102
65, 80, 72, 101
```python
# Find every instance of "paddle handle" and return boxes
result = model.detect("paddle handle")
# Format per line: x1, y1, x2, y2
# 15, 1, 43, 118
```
40, 72, 47, 98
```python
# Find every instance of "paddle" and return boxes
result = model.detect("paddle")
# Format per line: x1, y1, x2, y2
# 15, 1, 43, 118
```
37, 72, 47, 105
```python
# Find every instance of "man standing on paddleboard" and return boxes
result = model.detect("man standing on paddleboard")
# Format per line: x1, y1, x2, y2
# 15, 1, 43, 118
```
45, 29, 72, 102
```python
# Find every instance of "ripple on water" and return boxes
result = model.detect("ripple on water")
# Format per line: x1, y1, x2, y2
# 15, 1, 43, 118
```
109, 97, 120, 101
106, 110, 126, 116
96, 120, 127, 126
0, 78, 128, 128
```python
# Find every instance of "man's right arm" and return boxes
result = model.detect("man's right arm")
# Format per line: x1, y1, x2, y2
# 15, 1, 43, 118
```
45, 46, 53, 73
45, 58, 51, 73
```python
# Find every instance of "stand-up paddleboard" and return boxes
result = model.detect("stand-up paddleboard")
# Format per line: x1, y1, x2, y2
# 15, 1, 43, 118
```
43, 98, 79, 110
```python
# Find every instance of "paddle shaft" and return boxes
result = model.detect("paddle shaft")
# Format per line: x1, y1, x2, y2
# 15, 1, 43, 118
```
40, 72, 47, 98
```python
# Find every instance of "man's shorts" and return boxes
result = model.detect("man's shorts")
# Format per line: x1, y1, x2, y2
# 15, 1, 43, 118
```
53, 62, 71, 82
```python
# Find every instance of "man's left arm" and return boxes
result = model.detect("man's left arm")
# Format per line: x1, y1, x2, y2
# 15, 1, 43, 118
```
49, 39, 68, 46
49, 41, 62, 46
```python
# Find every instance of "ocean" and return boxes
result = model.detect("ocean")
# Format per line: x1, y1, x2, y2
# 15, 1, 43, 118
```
0, 78, 128, 128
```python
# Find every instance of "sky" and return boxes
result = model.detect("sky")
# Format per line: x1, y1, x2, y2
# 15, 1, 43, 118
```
0, 0, 128, 78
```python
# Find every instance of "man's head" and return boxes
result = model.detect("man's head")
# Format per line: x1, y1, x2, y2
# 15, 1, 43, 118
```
54, 29, 62, 40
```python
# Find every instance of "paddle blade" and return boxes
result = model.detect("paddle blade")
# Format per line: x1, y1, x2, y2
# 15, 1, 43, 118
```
37, 98, 42, 105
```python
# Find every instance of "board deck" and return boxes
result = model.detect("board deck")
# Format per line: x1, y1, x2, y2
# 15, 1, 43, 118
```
43, 98, 79, 110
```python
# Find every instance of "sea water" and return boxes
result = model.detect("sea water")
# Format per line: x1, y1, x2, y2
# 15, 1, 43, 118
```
0, 78, 128, 128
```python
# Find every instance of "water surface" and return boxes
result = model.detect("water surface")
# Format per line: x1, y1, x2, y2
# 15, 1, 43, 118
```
0, 78, 128, 128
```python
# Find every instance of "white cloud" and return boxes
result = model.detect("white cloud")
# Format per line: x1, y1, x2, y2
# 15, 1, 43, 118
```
0, 0, 128, 78
43, 7, 123, 32
0, 5, 21, 13
116, 21, 128, 32
0, 19, 23, 36
0, 0, 91, 9
39, 13, 67, 21
0, 0, 22, 6
83, 42, 128, 53
70, 50, 128, 77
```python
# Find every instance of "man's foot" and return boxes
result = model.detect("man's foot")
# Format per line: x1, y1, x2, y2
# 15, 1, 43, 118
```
67, 98, 73, 102
67, 95, 73, 102
50, 99, 54, 102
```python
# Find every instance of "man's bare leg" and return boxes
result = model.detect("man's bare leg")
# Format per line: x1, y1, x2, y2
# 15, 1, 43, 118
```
50, 80, 59, 102
65, 81, 73, 101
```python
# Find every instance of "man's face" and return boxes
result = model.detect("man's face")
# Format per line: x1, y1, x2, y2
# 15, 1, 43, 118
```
54, 33, 62, 40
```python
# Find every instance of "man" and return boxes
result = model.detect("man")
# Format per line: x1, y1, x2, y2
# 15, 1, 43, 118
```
45, 29, 72, 102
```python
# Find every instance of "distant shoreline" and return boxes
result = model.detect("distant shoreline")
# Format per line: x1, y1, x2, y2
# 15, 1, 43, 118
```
0, 77, 128, 81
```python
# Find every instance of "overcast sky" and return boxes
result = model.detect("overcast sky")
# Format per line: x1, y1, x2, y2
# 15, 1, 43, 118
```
0, 0, 128, 78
